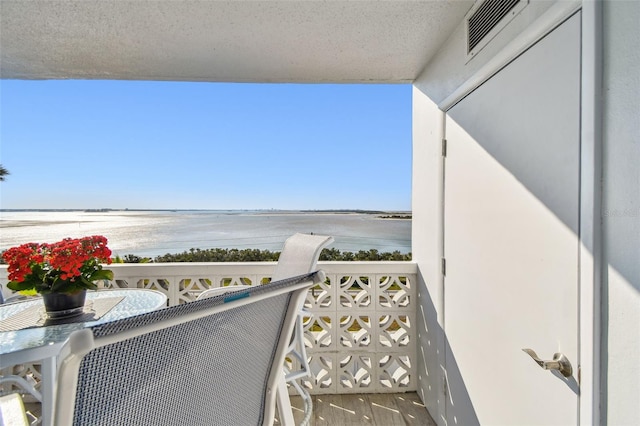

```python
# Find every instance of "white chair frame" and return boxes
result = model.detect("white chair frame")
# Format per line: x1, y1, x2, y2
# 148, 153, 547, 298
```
197, 233, 334, 425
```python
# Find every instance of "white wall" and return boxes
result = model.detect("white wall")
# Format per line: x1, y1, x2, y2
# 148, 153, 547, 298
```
414, 0, 564, 105
601, 1, 640, 424
412, 0, 640, 423
412, 2, 573, 422
412, 85, 445, 421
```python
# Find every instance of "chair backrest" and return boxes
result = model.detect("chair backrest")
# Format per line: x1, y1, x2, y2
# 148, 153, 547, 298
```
197, 233, 333, 300
271, 233, 334, 281
53, 272, 323, 426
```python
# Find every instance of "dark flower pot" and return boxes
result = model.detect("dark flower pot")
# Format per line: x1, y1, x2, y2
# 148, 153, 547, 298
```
42, 290, 87, 315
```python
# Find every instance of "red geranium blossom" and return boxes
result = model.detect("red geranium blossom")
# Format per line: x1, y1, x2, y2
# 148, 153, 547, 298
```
3, 236, 114, 294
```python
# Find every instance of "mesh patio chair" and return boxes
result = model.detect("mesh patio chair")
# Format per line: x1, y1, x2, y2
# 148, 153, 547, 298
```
196, 233, 333, 425
53, 271, 324, 426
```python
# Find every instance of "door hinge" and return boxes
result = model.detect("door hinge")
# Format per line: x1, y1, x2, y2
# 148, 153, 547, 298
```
442, 138, 447, 157
441, 258, 447, 276
443, 376, 449, 398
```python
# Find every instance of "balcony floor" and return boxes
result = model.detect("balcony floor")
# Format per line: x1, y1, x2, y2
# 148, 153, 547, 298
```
285, 392, 436, 426
24, 392, 435, 425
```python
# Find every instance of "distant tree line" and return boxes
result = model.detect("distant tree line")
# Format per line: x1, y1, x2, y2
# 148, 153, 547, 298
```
2, 247, 411, 265
379, 214, 412, 219
111, 247, 411, 263
318, 248, 410, 261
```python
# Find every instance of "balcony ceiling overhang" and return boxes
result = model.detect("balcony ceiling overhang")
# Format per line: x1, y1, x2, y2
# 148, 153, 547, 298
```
1, 0, 472, 83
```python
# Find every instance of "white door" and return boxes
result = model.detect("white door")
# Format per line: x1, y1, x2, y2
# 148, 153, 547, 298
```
443, 13, 581, 425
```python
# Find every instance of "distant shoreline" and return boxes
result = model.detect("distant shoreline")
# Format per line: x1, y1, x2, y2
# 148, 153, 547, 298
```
0, 208, 411, 215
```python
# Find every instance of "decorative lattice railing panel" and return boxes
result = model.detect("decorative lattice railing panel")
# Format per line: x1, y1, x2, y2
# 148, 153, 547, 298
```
1, 261, 416, 395
299, 270, 417, 394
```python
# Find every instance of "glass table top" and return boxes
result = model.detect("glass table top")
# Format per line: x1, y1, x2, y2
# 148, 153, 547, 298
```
0, 289, 167, 361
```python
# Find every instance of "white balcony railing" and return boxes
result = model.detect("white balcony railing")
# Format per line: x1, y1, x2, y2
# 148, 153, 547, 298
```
1, 261, 417, 395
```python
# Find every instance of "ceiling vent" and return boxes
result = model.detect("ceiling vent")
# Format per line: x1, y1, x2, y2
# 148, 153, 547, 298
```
466, 0, 528, 60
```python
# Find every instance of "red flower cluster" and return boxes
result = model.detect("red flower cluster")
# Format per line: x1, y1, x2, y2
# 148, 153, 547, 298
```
3, 242, 42, 283
3, 236, 114, 293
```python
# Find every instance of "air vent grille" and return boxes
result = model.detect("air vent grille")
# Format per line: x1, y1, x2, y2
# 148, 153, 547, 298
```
467, 0, 523, 54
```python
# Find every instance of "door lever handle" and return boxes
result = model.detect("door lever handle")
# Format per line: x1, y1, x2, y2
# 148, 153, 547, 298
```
522, 349, 573, 378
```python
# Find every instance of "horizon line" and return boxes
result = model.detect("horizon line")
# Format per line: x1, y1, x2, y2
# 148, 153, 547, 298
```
0, 208, 412, 213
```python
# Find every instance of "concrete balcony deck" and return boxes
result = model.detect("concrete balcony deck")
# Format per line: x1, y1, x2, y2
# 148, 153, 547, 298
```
22, 392, 435, 425
288, 392, 435, 425
19, 389, 437, 425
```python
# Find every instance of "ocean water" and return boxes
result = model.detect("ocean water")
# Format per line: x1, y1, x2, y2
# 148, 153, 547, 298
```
0, 210, 411, 258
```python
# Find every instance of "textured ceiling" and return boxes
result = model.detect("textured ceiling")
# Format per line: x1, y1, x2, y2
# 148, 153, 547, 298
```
0, 1, 473, 83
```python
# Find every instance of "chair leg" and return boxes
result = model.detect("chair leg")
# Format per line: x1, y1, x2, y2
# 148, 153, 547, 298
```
276, 374, 295, 426
38, 357, 56, 426
288, 378, 313, 426
284, 311, 311, 383
281, 309, 314, 425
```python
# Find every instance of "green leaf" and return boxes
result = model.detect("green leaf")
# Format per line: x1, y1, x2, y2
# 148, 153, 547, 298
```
7, 280, 34, 291
88, 269, 114, 281
80, 276, 99, 290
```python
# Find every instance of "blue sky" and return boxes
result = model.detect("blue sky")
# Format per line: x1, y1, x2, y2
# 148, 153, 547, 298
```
0, 81, 411, 210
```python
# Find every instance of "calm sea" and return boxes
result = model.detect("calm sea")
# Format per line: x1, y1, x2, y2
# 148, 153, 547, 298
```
0, 210, 411, 258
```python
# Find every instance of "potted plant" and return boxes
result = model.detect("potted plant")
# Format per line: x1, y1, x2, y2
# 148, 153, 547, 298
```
2, 235, 114, 314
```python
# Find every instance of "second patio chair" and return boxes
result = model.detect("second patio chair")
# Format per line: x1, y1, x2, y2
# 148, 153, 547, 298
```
197, 233, 334, 425
53, 271, 324, 426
